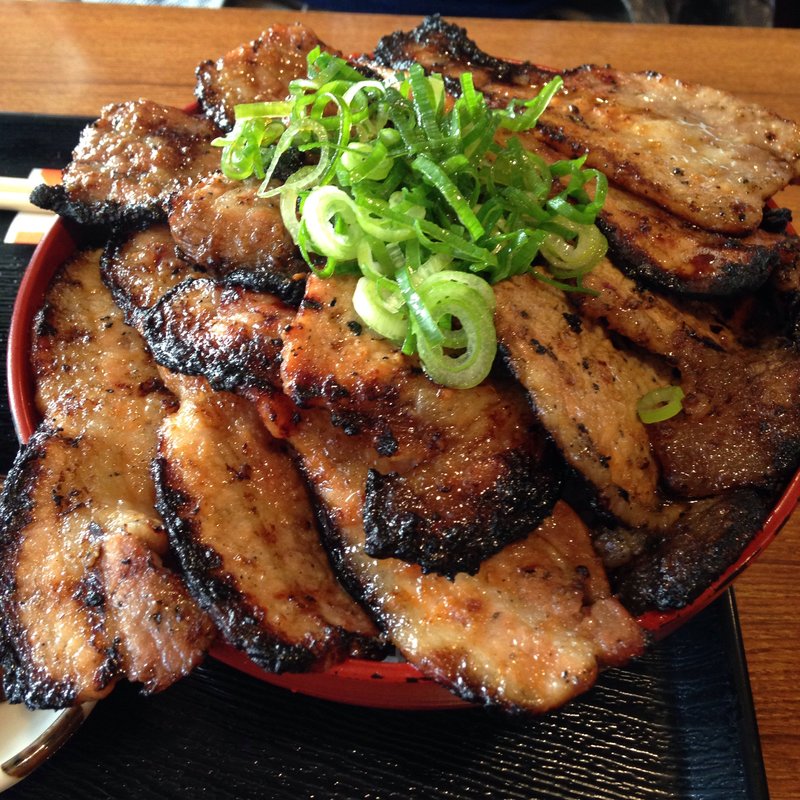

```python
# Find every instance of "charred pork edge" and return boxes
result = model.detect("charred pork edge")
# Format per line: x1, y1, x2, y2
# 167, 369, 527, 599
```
615, 489, 772, 613
139, 278, 277, 393
152, 454, 384, 671
596, 216, 778, 297
30, 183, 165, 233
0, 428, 92, 708
362, 447, 564, 577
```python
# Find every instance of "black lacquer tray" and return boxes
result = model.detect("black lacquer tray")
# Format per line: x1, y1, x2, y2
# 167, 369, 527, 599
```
0, 112, 769, 800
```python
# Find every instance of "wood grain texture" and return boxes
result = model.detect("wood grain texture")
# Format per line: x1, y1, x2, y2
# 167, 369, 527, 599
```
1, 4, 799, 797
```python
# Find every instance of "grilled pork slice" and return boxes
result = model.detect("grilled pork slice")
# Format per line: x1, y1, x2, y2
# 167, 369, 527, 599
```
574, 258, 736, 359
766, 237, 800, 340
196, 23, 329, 131
168, 174, 308, 304
255, 399, 644, 712
594, 186, 790, 296
30, 100, 221, 229
154, 376, 382, 671
372, 13, 533, 88
648, 344, 800, 498
502, 129, 793, 297
375, 16, 800, 234
1, 249, 214, 708
494, 274, 674, 528
98, 221, 291, 393
0, 428, 214, 709
598, 490, 771, 613
32, 248, 179, 436
142, 278, 292, 392
101, 224, 206, 327
572, 259, 800, 498
282, 275, 562, 576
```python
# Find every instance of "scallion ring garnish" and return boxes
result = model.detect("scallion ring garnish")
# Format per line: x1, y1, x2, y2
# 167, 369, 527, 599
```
212, 49, 610, 389
637, 386, 686, 424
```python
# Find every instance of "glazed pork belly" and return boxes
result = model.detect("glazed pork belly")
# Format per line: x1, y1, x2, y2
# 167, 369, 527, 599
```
281, 275, 563, 576
103, 225, 382, 666
249, 394, 644, 712
196, 23, 332, 131
103, 224, 291, 392
0, 249, 214, 709
136, 268, 562, 577
142, 278, 291, 393
373, 16, 800, 235
573, 258, 800, 497
493, 273, 675, 528
168, 174, 308, 304
596, 488, 771, 613
592, 185, 792, 296
101, 224, 206, 327
30, 100, 221, 229
154, 374, 383, 672
648, 344, 800, 497
573, 257, 737, 358
500, 130, 797, 298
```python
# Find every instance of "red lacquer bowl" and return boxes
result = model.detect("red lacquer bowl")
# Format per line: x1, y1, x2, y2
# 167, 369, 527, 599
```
9, 216, 800, 709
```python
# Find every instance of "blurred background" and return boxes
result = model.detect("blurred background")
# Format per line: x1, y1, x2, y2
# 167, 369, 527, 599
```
70, 0, 799, 26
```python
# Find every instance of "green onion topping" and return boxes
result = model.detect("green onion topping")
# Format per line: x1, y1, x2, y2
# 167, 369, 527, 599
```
637, 386, 685, 424
212, 49, 609, 388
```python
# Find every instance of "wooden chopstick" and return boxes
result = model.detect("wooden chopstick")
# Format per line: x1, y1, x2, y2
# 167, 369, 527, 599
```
0, 170, 61, 214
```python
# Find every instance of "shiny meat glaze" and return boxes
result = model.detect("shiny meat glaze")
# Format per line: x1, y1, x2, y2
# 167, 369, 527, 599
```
101, 224, 206, 327
766, 238, 800, 341
31, 249, 178, 440
593, 185, 790, 296
494, 274, 673, 528
99, 221, 291, 392
574, 258, 736, 359
0, 428, 214, 708
506, 129, 794, 297
253, 398, 644, 712
648, 345, 800, 497
374, 16, 800, 234
154, 375, 382, 672
142, 278, 292, 392
168, 174, 308, 304
30, 101, 221, 229
574, 261, 800, 497
196, 23, 329, 131
282, 275, 562, 576
0, 249, 214, 708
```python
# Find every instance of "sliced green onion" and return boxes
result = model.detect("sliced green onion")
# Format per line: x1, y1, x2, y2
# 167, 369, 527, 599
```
302, 186, 362, 260
414, 285, 497, 389
500, 76, 564, 132
234, 101, 294, 120
540, 216, 608, 276
213, 54, 609, 389
411, 155, 484, 240
352, 276, 408, 342
637, 386, 685, 424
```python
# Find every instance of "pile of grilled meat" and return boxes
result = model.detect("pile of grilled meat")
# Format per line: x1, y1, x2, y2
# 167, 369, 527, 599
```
2, 16, 800, 714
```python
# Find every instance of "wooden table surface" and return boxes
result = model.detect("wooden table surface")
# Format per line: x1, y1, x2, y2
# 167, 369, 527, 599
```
3, 3, 800, 798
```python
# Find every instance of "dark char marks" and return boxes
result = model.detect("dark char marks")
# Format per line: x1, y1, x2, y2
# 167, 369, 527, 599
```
612, 489, 770, 613
141, 278, 291, 393
373, 14, 544, 85
153, 456, 319, 673
363, 448, 563, 577
0, 428, 84, 708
